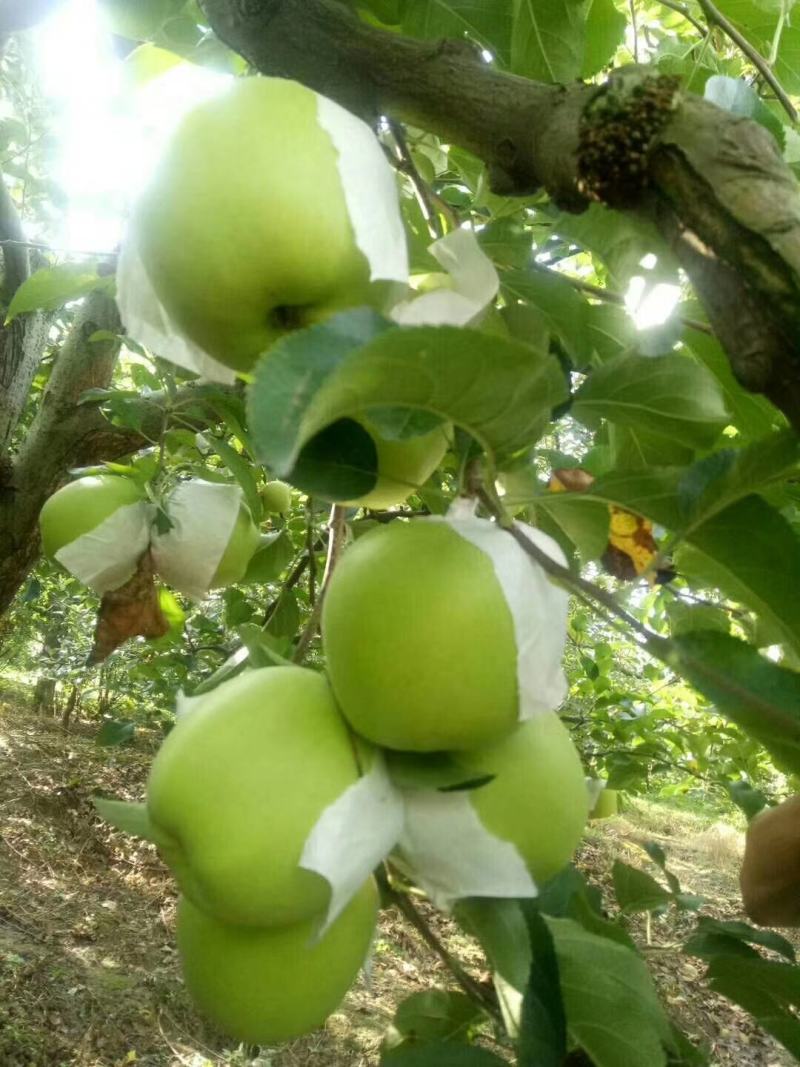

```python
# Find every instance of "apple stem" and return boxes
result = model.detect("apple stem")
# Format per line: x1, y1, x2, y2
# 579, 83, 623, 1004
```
377, 864, 504, 1026
292, 505, 348, 664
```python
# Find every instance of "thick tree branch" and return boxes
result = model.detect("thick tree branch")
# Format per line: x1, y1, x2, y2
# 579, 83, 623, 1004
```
201, 0, 800, 430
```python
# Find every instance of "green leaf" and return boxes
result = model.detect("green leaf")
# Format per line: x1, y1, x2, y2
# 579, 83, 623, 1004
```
385, 751, 495, 792
207, 436, 262, 524
6, 265, 112, 321
546, 917, 673, 1067
665, 601, 730, 638
454, 898, 531, 990
572, 353, 730, 449
685, 917, 796, 963
92, 798, 157, 841
500, 267, 590, 366
662, 630, 800, 774
393, 990, 482, 1043
511, 0, 586, 83
401, 0, 512, 65
532, 493, 610, 565
582, 0, 626, 77
237, 623, 294, 669
712, 0, 800, 95
612, 861, 673, 914
266, 589, 300, 640
519, 904, 567, 1066
677, 495, 800, 655
382, 1045, 507, 1066
708, 957, 800, 1057
95, 719, 135, 747
242, 531, 296, 584
247, 309, 566, 500
727, 779, 768, 821
704, 75, 785, 150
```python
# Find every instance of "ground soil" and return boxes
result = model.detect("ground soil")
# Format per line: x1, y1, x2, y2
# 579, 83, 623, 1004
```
0, 694, 795, 1067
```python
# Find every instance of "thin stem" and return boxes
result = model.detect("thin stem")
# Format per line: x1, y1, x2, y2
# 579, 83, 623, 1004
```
377, 866, 503, 1025
306, 497, 317, 607
655, 0, 708, 37
695, 0, 798, 122
292, 505, 347, 663
385, 117, 455, 238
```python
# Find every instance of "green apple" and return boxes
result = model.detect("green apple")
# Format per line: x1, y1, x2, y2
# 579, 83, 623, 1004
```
260, 479, 293, 515
177, 878, 378, 1044
453, 713, 589, 884
340, 415, 451, 509
590, 787, 619, 820
322, 519, 520, 751
147, 666, 364, 926
39, 474, 144, 558
133, 77, 397, 373
209, 500, 261, 587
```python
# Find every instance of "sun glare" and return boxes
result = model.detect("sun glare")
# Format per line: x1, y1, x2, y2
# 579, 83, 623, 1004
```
33, 0, 229, 255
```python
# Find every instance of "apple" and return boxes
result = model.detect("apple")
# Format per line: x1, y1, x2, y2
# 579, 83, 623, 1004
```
177, 878, 378, 1044
590, 787, 619, 820
147, 665, 365, 927
260, 479, 293, 515
322, 516, 568, 751
132, 76, 402, 373
740, 795, 800, 926
340, 415, 451, 509
400, 713, 589, 891
209, 500, 261, 587
39, 474, 145, 558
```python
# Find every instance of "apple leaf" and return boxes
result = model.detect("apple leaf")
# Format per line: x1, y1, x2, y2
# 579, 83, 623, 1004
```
393, 990, 482, 1044
518, 905, 567, 1066
660, 630, 800, 774
247, 308, 566, 501
572, 353, 730, 449
546, 916, 673, 1067
500, 267, 590, 365
510, 0, 586, 83
385, 750, 495, 792
612, 861, 673, 914
6, 264, 113, 321
684, 917, 796, 963
93, 798, 158, 841
707, 957, 800, 1057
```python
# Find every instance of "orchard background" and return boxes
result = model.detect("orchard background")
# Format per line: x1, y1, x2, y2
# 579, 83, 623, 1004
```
2, 0, 800, 1064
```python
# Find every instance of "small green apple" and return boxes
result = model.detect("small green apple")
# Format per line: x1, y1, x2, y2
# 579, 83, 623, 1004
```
39, 474, 144, 558
177, 878, 378, 1044
322, 519, 520, 751
452, 713, 589, 884
590, 787, 619, 820
147, 666, 365, 926
260, 479, 293, 515
340, 415, 451, 509
133, 77, 398, 372
209, 500, 261, 587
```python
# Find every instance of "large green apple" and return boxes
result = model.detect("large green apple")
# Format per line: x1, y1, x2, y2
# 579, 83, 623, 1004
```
133, 77, 397, 373
340, 415, 451, 509
39, 474, 144, 558
453, 713, 589, 884
147, 666, 364, 927
209, 500, 261, 587
322, 519, 520, 751
177, 878, 378, 1044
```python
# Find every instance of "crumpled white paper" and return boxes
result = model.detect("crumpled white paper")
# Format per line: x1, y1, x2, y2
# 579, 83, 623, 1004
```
300, 751, 405, 934
151, 480, 242, 600
585, 777, 606, 809
116, 239, 237, 385
429, 502, 569, 722
55, 500, 155, 595
398, 788, 538, 910
391, 228, 499, 327
316, 94, 409, 286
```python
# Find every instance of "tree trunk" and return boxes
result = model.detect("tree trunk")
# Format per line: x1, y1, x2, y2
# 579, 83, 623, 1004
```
60, 684, 80, 731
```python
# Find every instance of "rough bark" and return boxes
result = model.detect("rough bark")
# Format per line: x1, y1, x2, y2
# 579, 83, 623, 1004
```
201, 0, 800, 429
0, 291, 123, 614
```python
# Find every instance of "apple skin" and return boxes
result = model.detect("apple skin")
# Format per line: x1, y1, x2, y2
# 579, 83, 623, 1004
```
740, 795, 800, 926
260, 479, 293, 515
209, 501, 261, 587
134, 77, 390, 373
456, 713, 589, 885
147, 666, 364, 927
40, 475, 144, 558
177, 878, 378, 1044
322, 520, 519, 751
341, 416, 451, 509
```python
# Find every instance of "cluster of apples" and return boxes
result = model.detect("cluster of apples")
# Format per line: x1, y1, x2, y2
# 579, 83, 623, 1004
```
38, 473, 284, 597
138, 511, 589, 1045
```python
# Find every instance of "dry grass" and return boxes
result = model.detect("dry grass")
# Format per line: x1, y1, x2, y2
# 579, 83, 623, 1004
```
0, 695, 796, 1066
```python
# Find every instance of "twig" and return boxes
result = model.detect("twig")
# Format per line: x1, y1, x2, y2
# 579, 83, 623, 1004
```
377, 866, 503, 1024
537, 266, 714, 335
385, 117, 455, 239
695, 0, 798, 122
292, 505, 348, 663
629, 0, 640, 63
306, 497, 317, 607
655, 0, 708, 37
